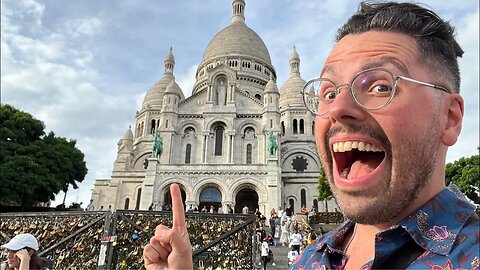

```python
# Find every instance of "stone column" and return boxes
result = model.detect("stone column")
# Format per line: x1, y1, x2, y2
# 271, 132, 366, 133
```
140, 157, 157, 210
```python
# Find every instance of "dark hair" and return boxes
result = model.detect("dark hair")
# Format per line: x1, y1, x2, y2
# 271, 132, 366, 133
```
5, 248, 46, 270
336, 1, 463, 92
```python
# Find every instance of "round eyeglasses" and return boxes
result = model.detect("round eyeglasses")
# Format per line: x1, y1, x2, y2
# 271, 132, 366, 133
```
302, 67, 450, 116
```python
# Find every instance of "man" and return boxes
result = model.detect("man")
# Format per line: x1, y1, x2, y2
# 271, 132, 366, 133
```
143, 2, 479, 269
85, 199, 94, 211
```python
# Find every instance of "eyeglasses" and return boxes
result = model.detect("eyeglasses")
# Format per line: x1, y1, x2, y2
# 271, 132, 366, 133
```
302, 67, 450, 116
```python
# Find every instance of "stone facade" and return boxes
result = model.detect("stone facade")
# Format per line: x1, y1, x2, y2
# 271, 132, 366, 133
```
91, 0, 338, 215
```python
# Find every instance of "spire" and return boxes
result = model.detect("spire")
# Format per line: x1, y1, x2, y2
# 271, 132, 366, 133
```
164, 47, 175, 76
289, 46, 300, 77
231, 0, 246, 24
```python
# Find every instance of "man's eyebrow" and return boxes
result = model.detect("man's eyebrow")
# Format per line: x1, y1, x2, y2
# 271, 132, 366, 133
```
319, 57, 410, 78
362, 57, 410, 75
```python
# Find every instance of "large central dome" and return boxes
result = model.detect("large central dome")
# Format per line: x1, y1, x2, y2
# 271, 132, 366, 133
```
200, 22, 272, 65
199, 0, 272, 67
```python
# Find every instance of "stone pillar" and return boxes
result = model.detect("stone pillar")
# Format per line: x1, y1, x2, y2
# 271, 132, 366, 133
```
266, 156, 282, 217
140, 157, 157, 210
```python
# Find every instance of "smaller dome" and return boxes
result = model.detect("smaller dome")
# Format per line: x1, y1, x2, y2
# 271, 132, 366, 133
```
290, 46, 300, 62
142, 76, 173, 108
123, 126, 134, 141
279, 76, 306, 108
264, 75, 278, 93
165, 81, 185, 100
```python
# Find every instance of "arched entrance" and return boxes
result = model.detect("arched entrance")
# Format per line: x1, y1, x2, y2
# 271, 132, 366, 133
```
163, 185, 186, 210
199, 187, 222, 213
235, 187, 258, 214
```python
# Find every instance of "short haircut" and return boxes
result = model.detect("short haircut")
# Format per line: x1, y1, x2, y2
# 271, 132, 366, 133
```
336, 1, 464, 93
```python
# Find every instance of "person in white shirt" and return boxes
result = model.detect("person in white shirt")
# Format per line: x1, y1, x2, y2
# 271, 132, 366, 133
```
287, 245, 299, 266
260, 238, 269, 270
242, 205, 249, 214
85, 199, 94, 211
289, 229, 302, 254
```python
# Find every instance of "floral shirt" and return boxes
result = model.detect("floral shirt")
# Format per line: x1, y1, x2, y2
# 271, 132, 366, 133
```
291, 185, 479, 270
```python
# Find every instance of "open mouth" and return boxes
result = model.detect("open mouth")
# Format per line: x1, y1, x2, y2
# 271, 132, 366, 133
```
332, 141, 385, 179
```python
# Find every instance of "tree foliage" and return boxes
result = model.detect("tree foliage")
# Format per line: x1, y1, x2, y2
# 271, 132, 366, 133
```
0, 104, 88, 207
445, 153, 479, 204
318, 167, 333, 212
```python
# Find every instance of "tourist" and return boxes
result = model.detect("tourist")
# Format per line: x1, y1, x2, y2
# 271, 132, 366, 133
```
289, 229, 302, 254
279, 220, 289, 247
242, 205, 249, 214
269, 208, 277, 238
260, 237, 269, 270
85, 199, 94, 211
284, 203, 293, 219
1, 233, 48, 270
143, 2, 478, 269
287, 245, 299, 266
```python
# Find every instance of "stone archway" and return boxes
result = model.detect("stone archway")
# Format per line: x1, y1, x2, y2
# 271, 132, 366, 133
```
163, 185, 186, 210
199, 187, 222, 213
235, 187, 258, 214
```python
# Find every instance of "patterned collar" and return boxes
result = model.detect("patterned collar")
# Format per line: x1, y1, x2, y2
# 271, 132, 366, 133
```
313, 185, 477, 256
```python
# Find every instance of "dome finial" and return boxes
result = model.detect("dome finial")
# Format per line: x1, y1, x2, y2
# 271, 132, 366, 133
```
289, 45, 300, 76
164, 47, 175, 76
231, 0, 246, 24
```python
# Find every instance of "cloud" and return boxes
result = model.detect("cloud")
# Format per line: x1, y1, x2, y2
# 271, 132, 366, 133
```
177, 64, 198, 98
64, 17, 102, 38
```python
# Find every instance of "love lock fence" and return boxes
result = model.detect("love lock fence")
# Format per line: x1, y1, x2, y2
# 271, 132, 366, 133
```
0, 211, 256, 270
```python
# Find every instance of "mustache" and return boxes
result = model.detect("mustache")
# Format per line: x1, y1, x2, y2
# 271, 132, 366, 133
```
325, 125, 392, 159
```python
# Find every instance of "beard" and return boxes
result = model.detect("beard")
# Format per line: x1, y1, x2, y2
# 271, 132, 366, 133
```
322, 115, 439, 225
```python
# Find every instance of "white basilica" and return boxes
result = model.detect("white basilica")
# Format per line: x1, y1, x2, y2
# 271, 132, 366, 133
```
91, 0, 338, 214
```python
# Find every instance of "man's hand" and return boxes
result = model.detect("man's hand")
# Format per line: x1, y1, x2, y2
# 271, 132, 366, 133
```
143, 184, 193, 270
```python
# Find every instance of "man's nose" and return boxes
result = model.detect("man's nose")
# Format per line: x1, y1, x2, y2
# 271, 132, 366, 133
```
327, 86, 365, 123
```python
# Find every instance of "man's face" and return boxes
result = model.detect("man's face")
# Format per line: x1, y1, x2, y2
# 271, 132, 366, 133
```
316, 31, 446, 225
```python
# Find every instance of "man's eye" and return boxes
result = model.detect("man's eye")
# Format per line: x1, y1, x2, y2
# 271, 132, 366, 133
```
371, 84, 392, 96
323, 91, 336, 100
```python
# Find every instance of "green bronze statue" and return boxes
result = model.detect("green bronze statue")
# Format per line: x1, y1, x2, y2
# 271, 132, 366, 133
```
152, 132, 163, 159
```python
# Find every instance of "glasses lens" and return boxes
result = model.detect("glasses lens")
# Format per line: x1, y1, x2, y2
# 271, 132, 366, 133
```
303, 79, 335, 115
352, 69, 394, 110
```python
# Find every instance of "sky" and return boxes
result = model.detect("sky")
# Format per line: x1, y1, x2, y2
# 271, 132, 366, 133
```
1, 0, 478, 208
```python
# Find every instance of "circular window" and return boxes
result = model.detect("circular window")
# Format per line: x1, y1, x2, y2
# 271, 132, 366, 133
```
292, 156, 308, 172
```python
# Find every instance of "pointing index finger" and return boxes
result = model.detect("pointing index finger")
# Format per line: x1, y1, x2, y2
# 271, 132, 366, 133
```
170, 183, 186, 232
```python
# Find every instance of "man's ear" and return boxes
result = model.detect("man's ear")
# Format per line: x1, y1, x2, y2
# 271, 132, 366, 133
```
441, 94, 464, 146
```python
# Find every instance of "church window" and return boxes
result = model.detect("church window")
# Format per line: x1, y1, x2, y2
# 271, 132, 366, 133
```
124, 198, 130, 210
141, 122, 144, 136
312, 121, 315, 136
270, 119, 273, 129
255, 94, 261, 100
313, 199, 318, 211
135, 188, 142, 210
293, 119, 298, 134
269, 96, 272, 103
281, 121, 285, 136
300, 119, 305, 134
246, 144, 252, 164
214, 126, 224, 156
292, 155, 308, 172
289, 198, 295, 213
150, 119, 156, 134
185, 144, 192, 164
301, 189, 306, 208
165, 120, 169, 128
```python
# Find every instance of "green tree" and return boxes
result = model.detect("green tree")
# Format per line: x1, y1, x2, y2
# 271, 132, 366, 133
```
0, 104, 88, 207
445, 153, 480, 204
318, 167, 333, 212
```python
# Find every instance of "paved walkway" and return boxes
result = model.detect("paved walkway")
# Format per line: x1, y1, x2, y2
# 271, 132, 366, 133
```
254, 242, 291, 270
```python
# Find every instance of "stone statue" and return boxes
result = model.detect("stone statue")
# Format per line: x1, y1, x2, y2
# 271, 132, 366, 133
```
216, 81, 226, 105
268, 131, 277, 157
152, 132, 163, 159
